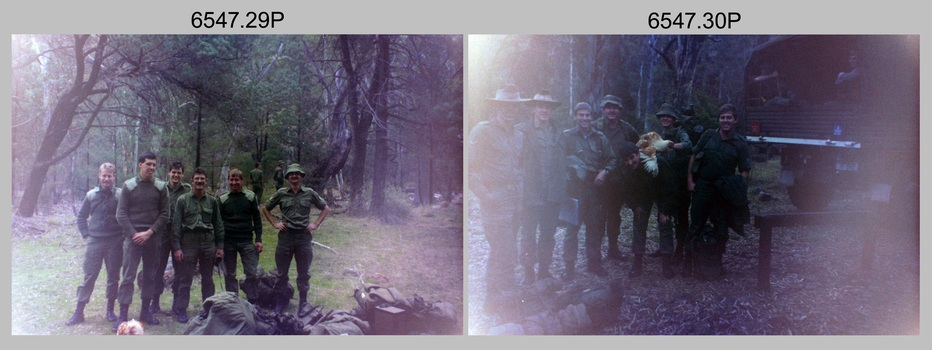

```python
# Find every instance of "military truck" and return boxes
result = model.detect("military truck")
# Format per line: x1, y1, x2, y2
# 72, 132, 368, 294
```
742, 35, 919, 211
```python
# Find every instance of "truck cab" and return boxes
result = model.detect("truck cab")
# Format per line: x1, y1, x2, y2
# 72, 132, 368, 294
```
743, 35, 919, 211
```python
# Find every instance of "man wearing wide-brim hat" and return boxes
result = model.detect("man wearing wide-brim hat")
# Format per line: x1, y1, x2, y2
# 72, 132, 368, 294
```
514, 90, 565, 284
468, 84, 526, 315
593, 94, 640, 264
261, 163, 331, 313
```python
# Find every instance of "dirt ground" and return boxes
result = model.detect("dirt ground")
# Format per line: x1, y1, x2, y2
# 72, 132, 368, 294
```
467, 159, 920, 335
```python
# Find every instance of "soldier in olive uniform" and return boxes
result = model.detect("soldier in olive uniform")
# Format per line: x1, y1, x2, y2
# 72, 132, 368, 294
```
593, 95, 640, 261
624, 138, 678, 278
171, 167, 225, 323
250, 162, 265, 202
468, 84, 526, 311
113, 151, 170, 331
648, 104, 693, 262
262, 164, 330, 313
66, 163, 123, 326
273, 162, 285, 190
151, 161, 191, 315
220, 168, 264, 305
561, 102, 617, 279
685, 104, 751, 276
515, 90, 565, 283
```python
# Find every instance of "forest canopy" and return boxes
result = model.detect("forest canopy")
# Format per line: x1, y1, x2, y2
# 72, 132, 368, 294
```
11, 34, 463, 219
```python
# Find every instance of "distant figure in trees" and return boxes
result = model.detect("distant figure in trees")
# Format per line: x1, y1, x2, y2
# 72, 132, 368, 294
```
515, 90, 564, 284
468, 84, 526, 313
66, 162, 123, 326
250, 162, 265, 202
273, 161, 285, 190
171, 167, 224, 323
113, 151, 170, 332
261, 163, 331, 313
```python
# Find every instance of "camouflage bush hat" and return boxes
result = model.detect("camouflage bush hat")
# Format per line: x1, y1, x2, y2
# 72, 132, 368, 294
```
285, 163, 305, 177
600, 95, 624, 109
529, 89, 561, 108
655, 103, 678, 119
486, 84, 531, 104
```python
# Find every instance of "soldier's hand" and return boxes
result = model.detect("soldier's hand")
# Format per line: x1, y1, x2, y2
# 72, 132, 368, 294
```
273, 222, 286, 231
594, 170, 608, 186
659, 213, 669, 224
305, 223, 319, 233
216, 249, 224, 259
687, 180, 695, 192
255, 242, 264, 253
174, 250, 184, 262
131, 231, 149, 245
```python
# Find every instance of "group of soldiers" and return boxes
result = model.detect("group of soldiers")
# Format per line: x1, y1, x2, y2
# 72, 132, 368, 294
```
469, 85, 750, 312
66, 152, 331, 332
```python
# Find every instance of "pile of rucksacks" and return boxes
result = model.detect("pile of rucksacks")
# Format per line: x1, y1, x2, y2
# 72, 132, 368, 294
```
182, 281, 457, 335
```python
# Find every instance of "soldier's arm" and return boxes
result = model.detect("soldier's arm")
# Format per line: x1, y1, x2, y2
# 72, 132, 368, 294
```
676, 128, 693, 152
250, 196, 263, 243
213, 199, 224, 251
307, 205, 330, 232
115, 184, 135, 238
172, 199, 184, 252
467, 126, 493, 201
687, 155, 696, 192
150, 186, 170, 237
76, 195, 92, 238
261, 193, 285, 231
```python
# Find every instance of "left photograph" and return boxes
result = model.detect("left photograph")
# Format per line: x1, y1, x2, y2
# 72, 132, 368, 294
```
10, 34, 464, 335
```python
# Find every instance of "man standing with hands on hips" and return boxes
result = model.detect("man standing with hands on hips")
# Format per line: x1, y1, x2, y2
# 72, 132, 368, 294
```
262, 163, 330, 313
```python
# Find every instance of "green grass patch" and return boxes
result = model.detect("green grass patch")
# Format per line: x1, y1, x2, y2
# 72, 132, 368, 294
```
12, 200, 464, 335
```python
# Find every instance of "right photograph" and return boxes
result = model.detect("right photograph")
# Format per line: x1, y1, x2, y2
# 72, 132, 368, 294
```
465, 35, 919, 335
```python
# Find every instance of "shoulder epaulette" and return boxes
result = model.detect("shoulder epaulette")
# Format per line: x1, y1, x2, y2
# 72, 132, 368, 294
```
154, 179, 167, 192
123, 178, 138, 192
242, 189, 256, 202
85, 187, 100, 201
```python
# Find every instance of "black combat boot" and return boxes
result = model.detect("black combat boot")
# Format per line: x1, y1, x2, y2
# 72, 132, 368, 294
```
138, 298, 160, 325
175, 308, 188, 323
65, 301, 86, 326
662, 254, 675, 279
106, 298, 118, 322
562, 262, 576, 281
111, 304, 129, 333
671, 239, 685, 262
628, 254, 643, 277
298, 291, 309, 311
149, 294, 161, 314
682, 251, 693, 277
606, 244, 627, 261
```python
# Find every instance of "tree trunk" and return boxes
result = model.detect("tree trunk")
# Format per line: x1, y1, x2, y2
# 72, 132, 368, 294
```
369, 35, 392, 216
345, 36, 371, 213
17, 35, 108, 217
